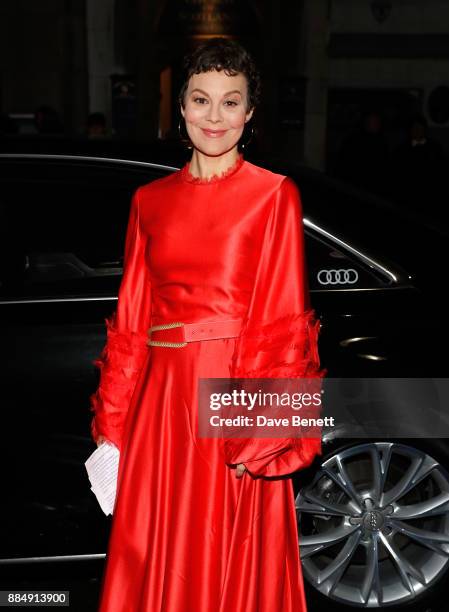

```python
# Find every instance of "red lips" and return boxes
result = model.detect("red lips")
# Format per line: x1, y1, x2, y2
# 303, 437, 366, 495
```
201, 128, 227, 137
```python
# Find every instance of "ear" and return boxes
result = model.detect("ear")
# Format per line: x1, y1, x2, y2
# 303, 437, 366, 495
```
245, 107, 254, 122
179, 101, 185, 119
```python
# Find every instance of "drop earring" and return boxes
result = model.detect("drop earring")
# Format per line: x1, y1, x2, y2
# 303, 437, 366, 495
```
240, 121, 255, 150
178, 118, 193, 150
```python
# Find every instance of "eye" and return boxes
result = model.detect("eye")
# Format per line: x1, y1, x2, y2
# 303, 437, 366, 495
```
193, 97, 208, 104
225, 100, 239, 107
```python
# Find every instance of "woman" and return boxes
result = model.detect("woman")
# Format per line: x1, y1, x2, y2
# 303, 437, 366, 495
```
90, 37, 326, 612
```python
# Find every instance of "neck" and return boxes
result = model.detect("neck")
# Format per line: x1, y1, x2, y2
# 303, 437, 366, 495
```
187, 148, 240, 180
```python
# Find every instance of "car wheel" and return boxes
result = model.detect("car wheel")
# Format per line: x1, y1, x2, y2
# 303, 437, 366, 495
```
295, 440, 449, 609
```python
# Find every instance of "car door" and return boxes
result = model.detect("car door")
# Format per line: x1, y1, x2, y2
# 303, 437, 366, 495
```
0, 156, 172, 565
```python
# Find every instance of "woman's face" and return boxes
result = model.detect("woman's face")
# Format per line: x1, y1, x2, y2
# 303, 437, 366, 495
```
180, 69, 254, 156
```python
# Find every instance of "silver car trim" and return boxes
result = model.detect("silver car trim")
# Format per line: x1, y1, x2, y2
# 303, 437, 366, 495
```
0, 153, 180, 172
304, 217, 398, 283
0, 286, 414, 306
0, 296, 118, 305
0, 553, 105, 565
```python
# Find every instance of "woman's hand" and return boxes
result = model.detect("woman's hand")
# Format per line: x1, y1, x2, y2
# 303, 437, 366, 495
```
96, 435, 108, 447
235, 463, 247, 478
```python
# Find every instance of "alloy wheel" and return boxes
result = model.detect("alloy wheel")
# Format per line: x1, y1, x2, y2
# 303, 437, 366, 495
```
296, 442, 449, 607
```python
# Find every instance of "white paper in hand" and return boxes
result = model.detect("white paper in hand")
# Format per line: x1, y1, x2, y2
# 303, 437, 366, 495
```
85, 441, 120, 515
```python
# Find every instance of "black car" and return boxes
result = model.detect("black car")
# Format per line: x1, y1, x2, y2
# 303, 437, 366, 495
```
0, 149, 448, 612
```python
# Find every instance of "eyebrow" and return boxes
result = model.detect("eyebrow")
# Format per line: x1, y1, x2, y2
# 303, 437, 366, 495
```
190, 88, 242, 97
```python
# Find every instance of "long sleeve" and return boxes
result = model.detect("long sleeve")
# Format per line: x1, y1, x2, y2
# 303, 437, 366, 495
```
89, 187, 152, 452
224, 177, 327, 477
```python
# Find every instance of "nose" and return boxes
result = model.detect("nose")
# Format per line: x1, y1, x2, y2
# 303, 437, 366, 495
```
206, 101, 223, 123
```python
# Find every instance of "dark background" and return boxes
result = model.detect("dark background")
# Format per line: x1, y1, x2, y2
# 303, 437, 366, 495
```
2, 0, 449, 185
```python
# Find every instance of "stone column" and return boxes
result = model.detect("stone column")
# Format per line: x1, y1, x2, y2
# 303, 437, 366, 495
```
301, 0, 330, 170
85, 0, 116, 132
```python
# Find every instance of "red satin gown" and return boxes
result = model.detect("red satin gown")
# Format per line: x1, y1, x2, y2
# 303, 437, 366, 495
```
89, 152, 326, 612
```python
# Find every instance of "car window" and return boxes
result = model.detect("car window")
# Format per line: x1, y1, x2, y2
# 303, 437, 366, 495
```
257, 159, 422, 282
305, 229, 392, 290
0, 160, 172, 298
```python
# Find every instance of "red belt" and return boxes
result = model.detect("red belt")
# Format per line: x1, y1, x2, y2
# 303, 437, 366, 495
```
147, 318, 243, 348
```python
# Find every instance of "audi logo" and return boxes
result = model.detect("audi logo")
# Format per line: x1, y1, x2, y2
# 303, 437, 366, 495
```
317, 268, 359, 285
363, 510, 384, 531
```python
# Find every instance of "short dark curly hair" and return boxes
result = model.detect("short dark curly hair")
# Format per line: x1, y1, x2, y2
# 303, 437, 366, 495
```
178, 37, 261, 112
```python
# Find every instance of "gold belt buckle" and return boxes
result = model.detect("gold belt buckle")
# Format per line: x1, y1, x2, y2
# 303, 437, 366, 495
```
147, 321, 187, 348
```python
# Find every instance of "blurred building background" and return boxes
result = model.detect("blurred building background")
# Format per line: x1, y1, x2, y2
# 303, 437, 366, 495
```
1, 0, 449, 172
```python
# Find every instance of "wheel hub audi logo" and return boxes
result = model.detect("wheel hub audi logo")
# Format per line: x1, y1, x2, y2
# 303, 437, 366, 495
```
317, 268, 359, 285
363, 510, 384, 531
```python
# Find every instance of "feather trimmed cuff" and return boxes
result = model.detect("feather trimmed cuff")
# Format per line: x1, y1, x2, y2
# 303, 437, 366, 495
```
229, 309, 326, 380
89, 312, 149, 451
225, 309, 327, 476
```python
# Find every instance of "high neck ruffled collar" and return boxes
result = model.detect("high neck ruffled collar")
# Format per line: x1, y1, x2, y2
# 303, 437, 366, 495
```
180, 153, 244, 185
